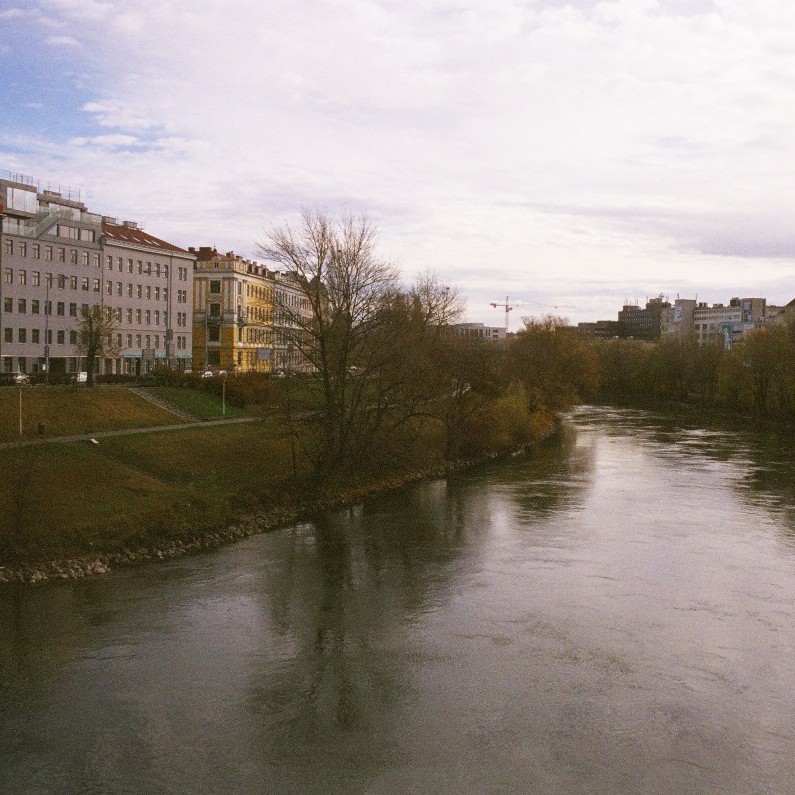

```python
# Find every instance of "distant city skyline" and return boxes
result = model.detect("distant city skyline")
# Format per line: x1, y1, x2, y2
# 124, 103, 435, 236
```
3, 0, 795, 326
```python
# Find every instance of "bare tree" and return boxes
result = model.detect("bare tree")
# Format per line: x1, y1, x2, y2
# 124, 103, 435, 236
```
75, 305, 119, 386
259, 211, 402, 472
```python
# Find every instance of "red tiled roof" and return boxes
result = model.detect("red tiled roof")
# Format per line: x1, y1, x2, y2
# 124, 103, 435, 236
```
102, 222, 190, 254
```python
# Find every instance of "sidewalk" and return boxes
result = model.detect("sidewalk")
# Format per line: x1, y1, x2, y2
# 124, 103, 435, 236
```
0, 416, 260, 450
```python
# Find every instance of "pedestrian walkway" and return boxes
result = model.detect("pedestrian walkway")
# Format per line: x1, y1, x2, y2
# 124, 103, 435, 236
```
0, 416, 260, 450
126, 386, 199, 422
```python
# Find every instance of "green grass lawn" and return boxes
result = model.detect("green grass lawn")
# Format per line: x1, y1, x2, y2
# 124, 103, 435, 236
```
0, 386, 184, 443
150, 386, 249, 419
0, 416, 309, 563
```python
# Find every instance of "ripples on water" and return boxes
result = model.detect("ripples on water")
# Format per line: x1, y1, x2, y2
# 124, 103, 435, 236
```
1, 406, 795, 793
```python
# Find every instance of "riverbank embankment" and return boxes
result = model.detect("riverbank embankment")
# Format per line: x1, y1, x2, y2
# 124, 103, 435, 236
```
0, 441, 551, 586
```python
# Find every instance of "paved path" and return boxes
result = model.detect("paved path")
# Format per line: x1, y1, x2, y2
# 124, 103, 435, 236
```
0, 416, 261, 450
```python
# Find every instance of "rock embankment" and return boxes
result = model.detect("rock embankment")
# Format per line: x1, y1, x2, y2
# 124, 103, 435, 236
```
0, 445, 538, 586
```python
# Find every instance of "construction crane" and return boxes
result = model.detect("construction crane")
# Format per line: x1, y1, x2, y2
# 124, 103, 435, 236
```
490, 296, 576, 332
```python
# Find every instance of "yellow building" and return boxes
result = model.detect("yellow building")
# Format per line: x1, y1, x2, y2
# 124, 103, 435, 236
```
190, 247, 275, 372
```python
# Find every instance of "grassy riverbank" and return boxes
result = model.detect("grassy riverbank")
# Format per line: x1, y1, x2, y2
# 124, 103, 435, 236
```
0, 381, 558, 576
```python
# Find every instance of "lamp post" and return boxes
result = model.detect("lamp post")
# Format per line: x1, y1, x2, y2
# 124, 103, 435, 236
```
44, 281, 50, 383
0, 203, 6, 375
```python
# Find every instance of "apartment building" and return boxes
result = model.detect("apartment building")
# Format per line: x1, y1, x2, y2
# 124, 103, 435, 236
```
190, 247, 276, 372
0, 172, 194, 376
449, 322, 506, 342
190, 247, 314, 373
660, 296, 766, 349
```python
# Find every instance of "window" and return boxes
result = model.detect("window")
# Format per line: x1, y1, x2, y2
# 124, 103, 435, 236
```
45, 272, 53, 288
44, 301, 52, 316
57, 330, 65, 345
127, 334, 132, 348
32, 271, 40, 286
163, 288, 168, 302
116, 282, 122, 296
32, 244, 40, 259
208, 350, 220, 365
82, 252, 89, 266
32, 329, 39, 344
69, 330, 77, 344
3, 328, 11, 343
69, 303, 77, 317
93, 279, 100, 292
127, 259, 133, 272
118, 257, 123, 271
2, 239, 11, 255
209, 302, 221, 317
145, 335, 150, 349
154, 310, 160, 325
81, 277, 89, 291
57, 302, 65, 316
145, 286, 151, 299
136, 334, 141, 348
70, 250, 78, 264
155, 287, 160, 301
145, 310, 151, 325
126, 308, 133, 323
58, 248, 65, 262
136, 309, 142, 324
126, 283, 132, 297
3, 297, 11, 312
115, 307, 122, 322
58, 274, 66, 289
137, 261, 142, 274
116, 333, 122, 348
4, 268, 12, 284
92, 253, 100, 267
210, 280, 221, 294
31, 300, 39, 315
18, 329, 27, 343
136, 284, 142, 298
154, 335, 159, 349
46, 329, 52, 344
79, 229, 95, 243
18, 299, 26, 314
107, 256, 113, 270
106, 281, 113, 295
208, 326, 220, 342
19, 242, 27, 258
70, 275, 77, 290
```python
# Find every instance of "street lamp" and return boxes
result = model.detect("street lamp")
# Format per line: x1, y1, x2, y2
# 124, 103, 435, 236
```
0, 202, 6, 375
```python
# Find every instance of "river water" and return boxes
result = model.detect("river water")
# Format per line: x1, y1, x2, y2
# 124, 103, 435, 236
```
2, 406, 795, 794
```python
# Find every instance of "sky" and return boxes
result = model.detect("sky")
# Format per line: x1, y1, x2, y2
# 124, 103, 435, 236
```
2, 0, 795, 327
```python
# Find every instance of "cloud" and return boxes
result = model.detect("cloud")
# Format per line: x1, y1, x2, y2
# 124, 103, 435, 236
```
69, 134, 142, 148
45, 35, 79, 46
9, 0, 795, 325
81, 100, 158, 130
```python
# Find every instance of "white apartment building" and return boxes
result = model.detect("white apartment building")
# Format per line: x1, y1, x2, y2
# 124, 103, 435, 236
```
0, 172, 194, 376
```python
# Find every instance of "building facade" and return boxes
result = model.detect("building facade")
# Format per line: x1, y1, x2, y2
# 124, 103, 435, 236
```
191, 247, 276, 373
449, 322, 506, 342
102, 219, 194, 374
0, 172, 193, 376
660, 297, 766, 349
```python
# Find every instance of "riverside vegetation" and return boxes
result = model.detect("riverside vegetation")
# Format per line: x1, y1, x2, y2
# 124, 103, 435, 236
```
0, 212, 598, 579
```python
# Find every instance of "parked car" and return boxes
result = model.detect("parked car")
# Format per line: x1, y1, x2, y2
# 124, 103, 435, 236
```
1, 372, 30, 385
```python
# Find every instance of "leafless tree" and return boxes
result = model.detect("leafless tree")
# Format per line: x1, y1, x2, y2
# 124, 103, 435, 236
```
75, 305, 120, 386
260, 211, 404, 472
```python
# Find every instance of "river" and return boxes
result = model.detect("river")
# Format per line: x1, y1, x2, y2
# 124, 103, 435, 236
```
1, 406, 794, 793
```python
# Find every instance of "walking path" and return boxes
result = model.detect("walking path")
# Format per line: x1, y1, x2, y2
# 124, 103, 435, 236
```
126, 386, 199, 422
0, 416, 260, 450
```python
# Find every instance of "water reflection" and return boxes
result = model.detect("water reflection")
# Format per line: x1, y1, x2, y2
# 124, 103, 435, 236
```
2, 408, 795, 792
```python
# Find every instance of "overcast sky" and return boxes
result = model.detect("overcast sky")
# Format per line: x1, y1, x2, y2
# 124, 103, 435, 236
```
2, 0, 795, 326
